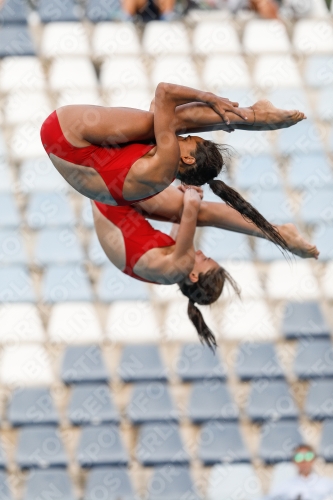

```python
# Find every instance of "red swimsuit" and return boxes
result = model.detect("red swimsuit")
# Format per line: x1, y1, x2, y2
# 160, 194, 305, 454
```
40, 110, 156, 206
94, 201, 175, 284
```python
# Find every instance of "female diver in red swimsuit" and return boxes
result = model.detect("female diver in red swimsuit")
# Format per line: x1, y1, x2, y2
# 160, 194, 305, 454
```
41, 82, 306, 256
92, 183, 319, 349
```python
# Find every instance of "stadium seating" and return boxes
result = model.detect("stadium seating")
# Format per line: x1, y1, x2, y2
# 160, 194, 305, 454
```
0, 472, 12, 500
198, 421, 250, 465
118, 344, 168, 382
38, 0, 83, 22
42, 264, 93, 303
0, 303, 44, 343
0, 266, 36, 303
48, 302, 103, 343
319, 421, 333, 462
7, 388, 59, 426
68, 383, 120, 425
147, 466, 201, 500
127, 382, 178, 424
236, 342, 284, 381
136, 423, 189, 466
61, 345, 109, 384
17, 425, 68, 468
24, 470, 76, 500
77, 424, 129, 467
176, 344, 226, 381
207, 464, 263, 500
0, 230, 28, 266
294, 339, 333, 379
84, 467, 137, 500
188, 380, 238, 423
97, 265, 150, 301
282, 301, 330, 339
305, 379, 333, 420
259, 420, 302, 464
34, 228, 85, 266
0, 25, 35, 57
246, 379, 298, 422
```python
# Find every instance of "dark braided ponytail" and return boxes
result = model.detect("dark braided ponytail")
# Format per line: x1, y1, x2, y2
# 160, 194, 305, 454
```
179, 266, 240, 350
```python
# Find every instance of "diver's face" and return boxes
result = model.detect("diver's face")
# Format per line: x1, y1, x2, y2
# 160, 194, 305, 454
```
189, 250, 220, 282
177, 135, 204, 163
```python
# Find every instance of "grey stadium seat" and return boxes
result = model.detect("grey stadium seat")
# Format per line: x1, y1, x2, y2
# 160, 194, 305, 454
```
68, 383, 120, 425
208, 463, 263, 500
0, 230, 28, 266
17, 425, 67, 468
97, 264, 150, 302
61, 345, 109, 384
287, 153, 333, 190
236, 343, 284, 381
299, 188, 333, 225
118, 344, 168, 383
7, 388, 59, 427
249, 189, 294, 225
313, 226, 333, 261
198, 421, 250, 465
304, 55, 333, 88
317, 88, 333, 122
77, 424, 128, 467
188, 380, 238, 424
38, 0, 83, 22
0, 25, 35, 57
84, 467, 138, 500
0, 194, 20, 228
0, 472, 12, 500
0, 266, 36, 302
200, 228, 252, 261
26, 193, 75, 229
282, 301, 330, 339
277, 120, 324, 155
294, 339, 333, 380
305, 380, 333, 420
259, 421, 302, 464
127, 382, 177, 425
176, 344, 227, 382
42, 264, 93, 303
23, 469, 76, 500
136, 423, 189, 466
235, 155, 282, 191
319, 421, 333, 462
246, 380, 298, 423
34, 228, 84, 266
0, 0, 28, 23
254, 237, 286, 261
86, 0, 120, 21
147, 466, 202, 500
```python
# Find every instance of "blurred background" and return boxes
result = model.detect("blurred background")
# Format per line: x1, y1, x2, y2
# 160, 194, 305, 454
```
0, 0, 333, 498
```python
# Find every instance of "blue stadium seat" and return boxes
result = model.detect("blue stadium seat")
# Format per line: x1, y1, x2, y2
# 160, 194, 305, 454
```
294, 339, 333, 380
84, 467, 138, 500
304, 55, 333, 88
42, 264, 93, 303
86, 0, 120, 21
0, 266, 36, 302
34, 228, 84, 266
0, 160, 12, 192
118, 345, 168, 383
254, 237, 287, 261
0, 442, 6, 469
313, 226, 333, 261
0, 0, 28, 24
127, 382, 177, 425
80, 198, 94, 228
267, 88, 312, 119
218, 88, 256, 108
287, 153, 333, 190
0, 25, 35, 57
247, 380, 298, 422
0, 230, 28, 266
7, 388, 59, 427
259, 421, 302, 464
61, 345, 109, 384
147, 466, 202, 500
88, 233, 108, 267
200, 228, 252, 261
38, 0, 83, 22
17, 425, 67, 468
23, 470, 76, 500
236, 343, 284, 381
299, 188, 333, 225
223, 130, 273, 156
305, 380, 333, 420
282, 301, 330, 339
77, 424, 129, 467
188, 380, 238, 424
97, 264, 150, 302
0, 194, 20, 228
136, 423, 189, 466
198, 421, 250, 465
319, 421, 333, 462
68, 383, 120, 425
234, 155, 282, 191
317, 88, 333, 122
277, 120, 324, 155
176, 344, 227, 382
249, 189, 294, 225
26, 193, 75, 229
0, 472, 12, 499
20, 157, 68, 194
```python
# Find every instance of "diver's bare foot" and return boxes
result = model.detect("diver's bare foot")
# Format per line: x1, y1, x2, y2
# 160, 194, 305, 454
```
250, 100, 306, 130
278, 223, 319, 259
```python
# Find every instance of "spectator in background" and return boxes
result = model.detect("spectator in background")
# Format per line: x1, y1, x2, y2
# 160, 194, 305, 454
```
269, 444, 333, 500
121, 0, 177, 21
226, 0, 279, 17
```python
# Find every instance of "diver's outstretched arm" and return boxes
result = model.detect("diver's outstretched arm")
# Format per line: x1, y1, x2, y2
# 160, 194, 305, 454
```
137, 185, 319, 260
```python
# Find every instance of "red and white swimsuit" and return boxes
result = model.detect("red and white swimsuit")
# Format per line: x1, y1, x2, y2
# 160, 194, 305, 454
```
40, 110, 156, 206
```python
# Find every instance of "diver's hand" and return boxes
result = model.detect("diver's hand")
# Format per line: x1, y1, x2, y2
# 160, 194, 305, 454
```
177, 184, 204, 199
183, 186, 202, 209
